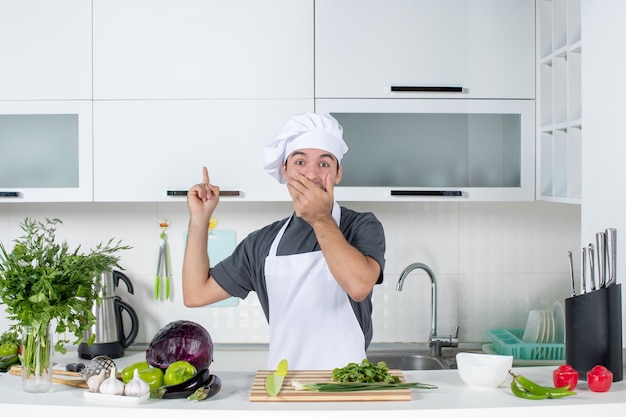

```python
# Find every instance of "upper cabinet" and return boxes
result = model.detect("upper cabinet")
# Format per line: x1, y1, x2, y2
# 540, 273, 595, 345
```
315, 0, 535, 100
0, 0, 91, 100
317, 98, 536, 202
93, 99, 311, 202
0, 100, 93, 202
536, 0, 581, 203
90, 0, 314, 202
92, 0, 313, 100
0, 0, 92, 202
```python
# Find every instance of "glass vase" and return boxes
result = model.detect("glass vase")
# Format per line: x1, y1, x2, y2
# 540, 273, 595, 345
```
21, 322, 53, 393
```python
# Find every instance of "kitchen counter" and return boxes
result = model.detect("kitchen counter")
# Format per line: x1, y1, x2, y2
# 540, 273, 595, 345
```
1, 351, 625, 417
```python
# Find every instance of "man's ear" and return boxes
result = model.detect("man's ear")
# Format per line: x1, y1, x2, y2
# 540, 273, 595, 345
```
281, 161, 288, 182
334, 165, 343, 185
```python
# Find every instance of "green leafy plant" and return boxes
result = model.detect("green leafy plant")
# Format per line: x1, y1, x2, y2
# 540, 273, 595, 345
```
0, 218, 131, 359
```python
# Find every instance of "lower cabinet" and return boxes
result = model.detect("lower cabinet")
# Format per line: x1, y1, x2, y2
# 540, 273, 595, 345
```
93, 100, 313, 202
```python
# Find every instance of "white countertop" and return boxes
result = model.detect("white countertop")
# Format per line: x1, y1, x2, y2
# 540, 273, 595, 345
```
1, 351, 625, 417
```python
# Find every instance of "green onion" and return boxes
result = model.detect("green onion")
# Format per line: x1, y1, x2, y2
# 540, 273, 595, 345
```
291, 381, 437, 392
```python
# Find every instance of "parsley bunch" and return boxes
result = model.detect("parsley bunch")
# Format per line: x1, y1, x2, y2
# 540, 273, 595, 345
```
331, 359, 401, 383
0, 218, 131, 354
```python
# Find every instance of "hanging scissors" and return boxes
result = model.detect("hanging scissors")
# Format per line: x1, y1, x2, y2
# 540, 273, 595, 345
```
154, 218, 171, 301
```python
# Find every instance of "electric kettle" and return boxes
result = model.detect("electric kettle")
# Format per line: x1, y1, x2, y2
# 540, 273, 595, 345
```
78, 270, 139, 359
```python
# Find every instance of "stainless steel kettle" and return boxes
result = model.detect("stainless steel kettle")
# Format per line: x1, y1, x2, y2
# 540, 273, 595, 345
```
78, 270, 139, 359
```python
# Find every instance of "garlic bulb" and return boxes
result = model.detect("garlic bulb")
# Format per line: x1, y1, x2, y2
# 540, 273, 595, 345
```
87, 369, 106, 393
124, 368, 150, 397
98, 366, 125, 395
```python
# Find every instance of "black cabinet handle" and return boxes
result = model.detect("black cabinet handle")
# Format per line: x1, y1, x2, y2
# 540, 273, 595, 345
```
0, 191, 20, 198
166, 190, 241, 197
391, 86, 463, 93
391, 190, 463, 197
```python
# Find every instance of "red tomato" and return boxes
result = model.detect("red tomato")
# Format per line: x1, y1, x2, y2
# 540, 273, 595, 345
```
553, 364, 578, 390
587, 365, 613, 392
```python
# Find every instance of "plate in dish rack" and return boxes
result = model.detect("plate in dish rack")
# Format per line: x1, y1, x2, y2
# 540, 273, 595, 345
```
552, 301, 565, 343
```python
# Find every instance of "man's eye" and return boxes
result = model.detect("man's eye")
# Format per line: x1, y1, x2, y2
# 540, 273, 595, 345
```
294, 160, 304, 166
320, 162, 330, 168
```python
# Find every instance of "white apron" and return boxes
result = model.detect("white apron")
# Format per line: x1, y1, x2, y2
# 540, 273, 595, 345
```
265, 202, 366, 370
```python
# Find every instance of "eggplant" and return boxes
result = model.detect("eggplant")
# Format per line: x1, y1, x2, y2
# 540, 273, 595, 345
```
186, 374, 222, 401
151, 367, 211, 399
0, 354, 20, 372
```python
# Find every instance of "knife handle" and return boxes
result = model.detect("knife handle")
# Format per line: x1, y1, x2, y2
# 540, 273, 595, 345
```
588, 244, 596, 291
568, 250, 575, 297
596, 232, 606, 288
606, 228, 617, 286
581, 247, 587, 294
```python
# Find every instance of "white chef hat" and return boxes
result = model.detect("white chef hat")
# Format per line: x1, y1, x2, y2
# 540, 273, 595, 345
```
263, 112, 348, 183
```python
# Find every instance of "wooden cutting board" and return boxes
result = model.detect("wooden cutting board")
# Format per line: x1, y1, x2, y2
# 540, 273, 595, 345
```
250, 370, 412, 402
9, 365, 88, 388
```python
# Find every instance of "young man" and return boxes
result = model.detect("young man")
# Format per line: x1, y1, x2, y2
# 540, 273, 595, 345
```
182, 112, 385, 369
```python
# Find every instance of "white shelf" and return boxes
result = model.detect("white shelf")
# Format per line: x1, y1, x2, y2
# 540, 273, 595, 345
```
536, 0, 582, 203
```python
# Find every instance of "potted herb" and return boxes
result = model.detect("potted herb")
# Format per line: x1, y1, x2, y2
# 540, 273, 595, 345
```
0, 218, 130, 392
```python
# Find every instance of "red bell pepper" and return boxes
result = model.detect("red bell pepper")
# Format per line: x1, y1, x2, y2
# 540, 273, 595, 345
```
587, 365, 613, 392
553, 364, 578, 390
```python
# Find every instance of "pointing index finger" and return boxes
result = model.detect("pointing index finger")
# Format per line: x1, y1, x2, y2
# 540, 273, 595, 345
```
202, 166, 210, 184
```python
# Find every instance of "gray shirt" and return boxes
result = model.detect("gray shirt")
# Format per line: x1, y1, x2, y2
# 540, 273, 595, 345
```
210, 206, 385, 348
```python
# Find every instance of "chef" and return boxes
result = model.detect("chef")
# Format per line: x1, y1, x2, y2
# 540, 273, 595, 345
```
182, 112, 386, 370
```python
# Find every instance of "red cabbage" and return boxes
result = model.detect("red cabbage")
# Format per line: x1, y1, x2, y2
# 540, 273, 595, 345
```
146, 320, 213, 371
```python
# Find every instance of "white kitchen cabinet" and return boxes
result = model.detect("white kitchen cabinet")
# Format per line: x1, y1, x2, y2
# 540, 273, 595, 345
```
0, 101, 93, 202
315, 0, 535, 100
0, 0, 91, 100
92, 0, 313, 100
316, 99, 536, 202
537, 0, 581, 203
93, 100, 312, 202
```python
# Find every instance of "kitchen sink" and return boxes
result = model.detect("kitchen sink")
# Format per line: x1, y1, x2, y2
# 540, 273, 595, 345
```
366, 352, 456, 370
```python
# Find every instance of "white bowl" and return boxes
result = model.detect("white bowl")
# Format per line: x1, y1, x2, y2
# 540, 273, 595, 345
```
456, 352, 513, 388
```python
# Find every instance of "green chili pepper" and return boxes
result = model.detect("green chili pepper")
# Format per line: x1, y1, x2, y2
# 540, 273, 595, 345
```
510, 379, 548, 400
514, 373, 553, 395
509, 371, 576, 400
546, 388, 577, 399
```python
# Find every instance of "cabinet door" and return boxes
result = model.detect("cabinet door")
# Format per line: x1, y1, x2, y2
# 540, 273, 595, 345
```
93, 0, 313, 100
315, 0, 535, 99
93, 100, 313, 202
0, 101, 93, 202
0, 0, 91, 100
316, 98, 535, 202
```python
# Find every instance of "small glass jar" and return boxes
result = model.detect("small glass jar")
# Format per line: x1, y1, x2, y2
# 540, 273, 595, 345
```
20, 322, 53, 393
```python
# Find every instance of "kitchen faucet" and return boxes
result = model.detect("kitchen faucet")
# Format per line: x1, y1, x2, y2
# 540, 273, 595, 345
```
396, 262, 459, 356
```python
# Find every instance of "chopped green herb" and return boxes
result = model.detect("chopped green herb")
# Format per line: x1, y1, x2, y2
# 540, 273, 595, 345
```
331, 359, 399, 383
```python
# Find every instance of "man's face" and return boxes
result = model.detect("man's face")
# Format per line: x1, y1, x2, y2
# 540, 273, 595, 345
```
281, 148, 342, 190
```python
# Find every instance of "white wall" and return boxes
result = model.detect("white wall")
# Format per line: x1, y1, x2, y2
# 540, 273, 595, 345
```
0, 200, 580, 347
581, 0, 626, 340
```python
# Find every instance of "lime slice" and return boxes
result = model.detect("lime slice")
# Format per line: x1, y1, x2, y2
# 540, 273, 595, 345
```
276, 359, 288, 377
265, 374, 285, 397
